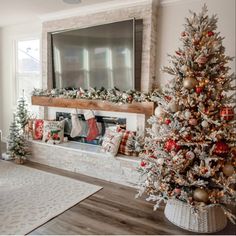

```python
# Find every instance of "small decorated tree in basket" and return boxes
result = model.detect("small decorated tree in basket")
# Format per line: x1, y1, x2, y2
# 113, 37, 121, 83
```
8, 114, 29, 164
137, 5, 235, 233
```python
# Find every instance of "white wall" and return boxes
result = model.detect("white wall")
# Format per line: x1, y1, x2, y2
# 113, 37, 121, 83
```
0, 28, 2, 132
0, 21, 42, 138
0, 0, 235, 138
156, 0, 236, 87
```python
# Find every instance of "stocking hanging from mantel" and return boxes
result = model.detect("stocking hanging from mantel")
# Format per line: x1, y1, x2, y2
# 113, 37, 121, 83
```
70, 109, 82, 138
84, 110, 99, 141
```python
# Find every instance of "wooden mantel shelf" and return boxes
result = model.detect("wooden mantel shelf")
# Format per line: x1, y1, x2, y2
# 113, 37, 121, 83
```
31, 96, 154, 116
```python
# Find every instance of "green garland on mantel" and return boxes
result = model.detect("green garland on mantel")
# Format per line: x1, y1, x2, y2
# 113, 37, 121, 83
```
32, 87, 160, 104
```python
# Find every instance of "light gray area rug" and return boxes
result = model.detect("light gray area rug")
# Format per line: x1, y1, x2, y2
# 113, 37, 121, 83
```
0, 160, 102, 235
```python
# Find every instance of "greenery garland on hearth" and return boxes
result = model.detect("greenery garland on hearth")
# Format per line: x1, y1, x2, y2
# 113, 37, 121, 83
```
32, 87, 160, 104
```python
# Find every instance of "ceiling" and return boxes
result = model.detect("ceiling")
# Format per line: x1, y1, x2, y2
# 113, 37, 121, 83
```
0, 0, 116, 27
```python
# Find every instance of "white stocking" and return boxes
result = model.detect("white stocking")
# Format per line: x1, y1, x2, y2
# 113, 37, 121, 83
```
70, 110, 82, 138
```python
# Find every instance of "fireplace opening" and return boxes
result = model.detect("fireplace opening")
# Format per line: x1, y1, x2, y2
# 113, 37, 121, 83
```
56, 112, 126, 145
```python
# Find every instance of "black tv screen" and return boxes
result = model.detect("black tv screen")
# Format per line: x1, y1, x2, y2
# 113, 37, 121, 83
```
51, 19, 142, 91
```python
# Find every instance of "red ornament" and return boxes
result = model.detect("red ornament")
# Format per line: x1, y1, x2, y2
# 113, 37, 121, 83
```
149, 155, 157, 159
175, 51, 182, 56
214, 141, 229, 156
220, 106, 234, 121
196, 56, 208, 65
181, 31, 188, 37
207, 31, 214, 37
164, 139, 180, 152
140, 161, 146, 167
127, 95, 133, 103
174, 188, 181, 195
195, 86, 203, 94
165, 96, 172, 102
189, 118, 198, 126
165, 119, 171, 125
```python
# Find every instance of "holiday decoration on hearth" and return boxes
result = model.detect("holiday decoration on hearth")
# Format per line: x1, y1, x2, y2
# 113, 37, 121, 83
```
137, 4, 236, 227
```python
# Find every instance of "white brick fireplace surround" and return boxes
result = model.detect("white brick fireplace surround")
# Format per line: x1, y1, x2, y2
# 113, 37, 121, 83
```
30, 140, 140, 187
31, 0, 158, 187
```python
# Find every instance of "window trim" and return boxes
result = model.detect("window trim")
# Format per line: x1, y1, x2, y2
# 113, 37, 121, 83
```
13, 36, 41, 107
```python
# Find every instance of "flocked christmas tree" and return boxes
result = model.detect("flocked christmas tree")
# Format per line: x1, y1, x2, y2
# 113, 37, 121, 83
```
16, 90, 29, 129
138, 5, 236, 222
8, 114, 29, 162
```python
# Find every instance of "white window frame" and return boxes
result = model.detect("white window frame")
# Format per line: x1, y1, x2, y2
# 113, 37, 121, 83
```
13, 35, 41, 107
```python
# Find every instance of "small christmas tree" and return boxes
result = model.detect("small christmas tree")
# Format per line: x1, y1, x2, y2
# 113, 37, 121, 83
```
16, 90, 29, 129
8, 114, 29, 163
138, 5, 236, 223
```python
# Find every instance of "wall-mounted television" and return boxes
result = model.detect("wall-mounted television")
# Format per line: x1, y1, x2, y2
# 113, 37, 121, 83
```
51, 19, 143, 91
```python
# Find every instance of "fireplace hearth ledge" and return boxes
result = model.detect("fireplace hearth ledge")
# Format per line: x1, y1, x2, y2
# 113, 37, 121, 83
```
29, 140, 140, 187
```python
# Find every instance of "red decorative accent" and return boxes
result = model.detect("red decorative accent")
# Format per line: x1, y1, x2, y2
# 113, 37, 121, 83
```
33, 119, 44, 140
184, 134, 192, 141
214, 141, 229, 156
141, 161, 146, 167
207, 31, 214, 37
189, 118, 198, 126
148, 155, 156, 159
220, 106, 234, 121
175, 51, 181, 56
165, 96, 172, 102
164, 139, 180, 152
231, 147, 236, 158
195, 86, 203, 94
117, 128, 136, 156
196, 56, 208, 64
174, 188, 181, 195
165, 119, 171, 125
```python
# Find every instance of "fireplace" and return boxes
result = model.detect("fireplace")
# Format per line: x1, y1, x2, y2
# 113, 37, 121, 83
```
56, 112, 126, 145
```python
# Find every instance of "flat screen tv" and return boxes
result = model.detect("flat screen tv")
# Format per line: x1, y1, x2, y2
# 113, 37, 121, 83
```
51, 19, 143, 91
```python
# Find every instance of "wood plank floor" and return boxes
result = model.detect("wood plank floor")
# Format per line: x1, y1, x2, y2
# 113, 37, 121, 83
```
1, 143, 235, 235
23, 162, 235, 235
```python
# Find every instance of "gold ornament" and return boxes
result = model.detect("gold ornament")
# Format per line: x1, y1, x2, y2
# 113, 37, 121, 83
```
183, 77, 198, 89
222, 164, 234, 177
168, 100, 179, 113
193, 188, 209, 203
199, 81, 205, 87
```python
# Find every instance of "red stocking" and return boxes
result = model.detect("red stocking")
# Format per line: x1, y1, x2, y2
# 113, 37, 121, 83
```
84, 110, 99, 141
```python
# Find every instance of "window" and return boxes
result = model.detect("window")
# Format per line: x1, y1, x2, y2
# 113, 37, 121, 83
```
15, 38, 41, 115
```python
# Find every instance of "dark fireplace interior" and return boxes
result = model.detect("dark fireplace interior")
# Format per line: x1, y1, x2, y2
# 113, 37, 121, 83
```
56, 112, 126, 145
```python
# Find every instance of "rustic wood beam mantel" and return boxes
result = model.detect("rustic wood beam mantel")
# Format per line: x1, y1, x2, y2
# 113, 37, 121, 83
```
31, 96, 154, 117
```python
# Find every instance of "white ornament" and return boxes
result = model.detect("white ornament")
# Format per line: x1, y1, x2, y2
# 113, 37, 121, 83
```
168, 101, 179, 113
184, 110, 191, 120
186, 151, 195, 159
51, 89, 56, 95
157, 158, 164, 165
152, 123, 158, 134
154, 106, 165, 118
201, 120, 209, 128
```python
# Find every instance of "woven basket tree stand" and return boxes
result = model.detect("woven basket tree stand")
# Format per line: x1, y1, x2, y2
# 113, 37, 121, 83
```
164, 199, 227, 233
14, 157, 25, 164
